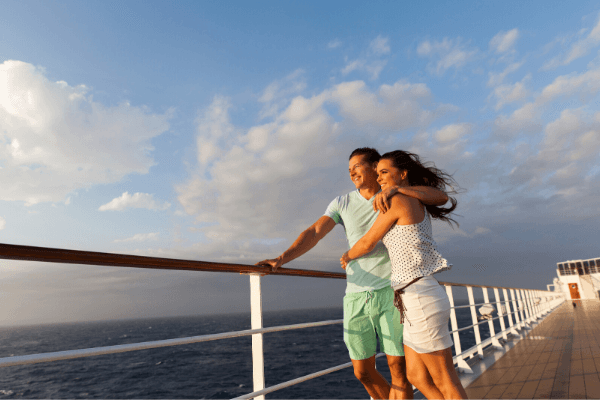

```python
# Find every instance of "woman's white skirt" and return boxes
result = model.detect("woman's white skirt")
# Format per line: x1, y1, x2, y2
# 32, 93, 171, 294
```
400, 275, 453, 354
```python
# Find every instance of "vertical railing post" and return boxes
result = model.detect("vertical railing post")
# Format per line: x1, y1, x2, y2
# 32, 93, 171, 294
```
466, 286, 483, 359
523, 290, 534, 324
494, 288, 507, 340
518, 290, 531, 328
539, 291, 546, 317
503, 288, 518, 336
446, 285, 471, 373
249, 274, 265, 400
510, 289, 523, 330
537, 291, 544, 316
544, 291, 550, 314
520, 289, 529, 324
532, 291, 540, 319
529, 290, 539, 320
483, 288, 502, 348
542, 291, 550, 315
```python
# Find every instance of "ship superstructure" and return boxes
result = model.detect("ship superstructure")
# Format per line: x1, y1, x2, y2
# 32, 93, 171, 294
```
551, 258, 600, 300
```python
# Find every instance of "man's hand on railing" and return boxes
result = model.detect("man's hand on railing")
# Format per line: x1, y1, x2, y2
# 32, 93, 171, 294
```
255, 256, 284, 271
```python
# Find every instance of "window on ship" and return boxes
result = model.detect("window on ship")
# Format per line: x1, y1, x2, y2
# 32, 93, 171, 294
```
570, 263, 578, 275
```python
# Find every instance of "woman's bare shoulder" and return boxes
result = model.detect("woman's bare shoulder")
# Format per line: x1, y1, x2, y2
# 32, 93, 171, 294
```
389, 192, 424, 216
389, 192, 421, 207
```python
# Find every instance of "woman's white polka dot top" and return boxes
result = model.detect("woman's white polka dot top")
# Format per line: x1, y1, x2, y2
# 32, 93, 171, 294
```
382, 207, 452, 290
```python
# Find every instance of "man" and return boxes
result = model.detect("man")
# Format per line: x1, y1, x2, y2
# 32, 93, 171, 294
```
256, 148, 448, 399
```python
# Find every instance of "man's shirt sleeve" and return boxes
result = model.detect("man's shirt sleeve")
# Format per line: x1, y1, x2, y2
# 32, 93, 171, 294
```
324, 196, 342, 225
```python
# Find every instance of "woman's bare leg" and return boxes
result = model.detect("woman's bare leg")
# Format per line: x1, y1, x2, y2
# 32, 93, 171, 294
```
404, 345, 444, 399
419, 347, 468, 399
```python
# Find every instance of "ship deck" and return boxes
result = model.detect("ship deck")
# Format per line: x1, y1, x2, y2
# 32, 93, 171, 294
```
465, 299, 600, 399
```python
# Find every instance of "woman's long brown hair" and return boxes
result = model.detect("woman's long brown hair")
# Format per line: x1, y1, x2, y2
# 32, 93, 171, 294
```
380, 150, 460, 227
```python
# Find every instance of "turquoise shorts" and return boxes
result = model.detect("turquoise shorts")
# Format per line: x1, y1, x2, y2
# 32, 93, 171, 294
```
343, 286, 404, 360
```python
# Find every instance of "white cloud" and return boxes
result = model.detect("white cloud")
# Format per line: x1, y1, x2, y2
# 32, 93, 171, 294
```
474, 227, 492, 235
369, 35, 391, 56
341, 36, 391, 80
342, 59, 388, 80
330, 80, 440, 130
542, 14, 600, 69
176, 92, 340, 246
490, 73, 531, 110
341, 59, 364, 75
507, 108, 600, 192
537, 68, 600, 104
432, 223, 493, 244
0, 216, 5, 230
494, 66, 600, 138
487, 61, 524, 87
434, 123, 472, 143
489, 29, 519, 54
195, 95, 237, 167
113, 232, 159, 243
258, 69, 306, 119
175, 77, 449, 253
327, 39, 342, 49
493, 102, 540, 139
417, 38, 477, 76
98, 192, 171, 211
0, 60, 172, 206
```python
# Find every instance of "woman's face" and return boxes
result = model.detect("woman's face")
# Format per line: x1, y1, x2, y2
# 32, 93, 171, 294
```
376, 159, 407, 189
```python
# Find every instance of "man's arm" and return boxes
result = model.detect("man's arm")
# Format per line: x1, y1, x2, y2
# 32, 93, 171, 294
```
373, 185, 448, 213
255, 216, 336, 270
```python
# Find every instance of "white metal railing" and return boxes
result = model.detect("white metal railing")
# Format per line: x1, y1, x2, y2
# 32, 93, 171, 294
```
0, 272, 565, 399
0, 318, 343, 368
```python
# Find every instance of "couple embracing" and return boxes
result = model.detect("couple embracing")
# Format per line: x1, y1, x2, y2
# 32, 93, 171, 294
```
257, 148, 467, 400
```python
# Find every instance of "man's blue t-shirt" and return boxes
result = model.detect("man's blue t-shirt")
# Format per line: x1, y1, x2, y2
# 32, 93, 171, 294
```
324, 190, 391, 293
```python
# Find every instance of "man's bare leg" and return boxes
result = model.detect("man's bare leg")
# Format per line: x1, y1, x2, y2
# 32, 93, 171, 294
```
386, 355, 413, 399
351, 356, 390, 399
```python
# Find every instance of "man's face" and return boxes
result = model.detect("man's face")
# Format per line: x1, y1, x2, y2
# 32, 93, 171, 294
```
348, 155, 378, 190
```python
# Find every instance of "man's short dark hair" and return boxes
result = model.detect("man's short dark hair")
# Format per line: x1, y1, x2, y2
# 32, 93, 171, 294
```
349, 147, 381, 165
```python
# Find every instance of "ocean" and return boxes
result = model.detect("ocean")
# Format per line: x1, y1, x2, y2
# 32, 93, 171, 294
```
0, 300, 509, 399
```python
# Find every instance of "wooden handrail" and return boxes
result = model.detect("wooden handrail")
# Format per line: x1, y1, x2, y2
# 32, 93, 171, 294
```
0, 243, 345, 279
0, 243, 556, 292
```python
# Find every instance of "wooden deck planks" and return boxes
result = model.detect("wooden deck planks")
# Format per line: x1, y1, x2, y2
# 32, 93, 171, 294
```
464, 300, 600, 399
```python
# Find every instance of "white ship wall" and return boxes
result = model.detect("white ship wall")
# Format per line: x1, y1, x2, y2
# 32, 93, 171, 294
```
557, 272, 600, 300
580, 274, 598, 299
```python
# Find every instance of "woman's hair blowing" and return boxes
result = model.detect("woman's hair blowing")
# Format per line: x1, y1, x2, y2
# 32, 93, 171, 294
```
380, 150, 460, 227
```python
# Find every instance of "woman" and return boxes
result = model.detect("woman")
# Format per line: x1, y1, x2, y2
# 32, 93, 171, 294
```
340, 150, 467, 400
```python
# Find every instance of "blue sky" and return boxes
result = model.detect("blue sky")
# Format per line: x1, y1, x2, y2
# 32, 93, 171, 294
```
1, 1, 600, 326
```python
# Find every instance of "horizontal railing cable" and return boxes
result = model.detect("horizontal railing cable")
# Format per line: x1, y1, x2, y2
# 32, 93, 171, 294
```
451, 315, 506, 334
231, 353, 387, 400
0, 319, 342, 368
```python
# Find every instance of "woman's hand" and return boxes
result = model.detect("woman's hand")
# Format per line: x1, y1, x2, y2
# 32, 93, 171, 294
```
373, 185, 400, 213
340, 252, 351, 270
